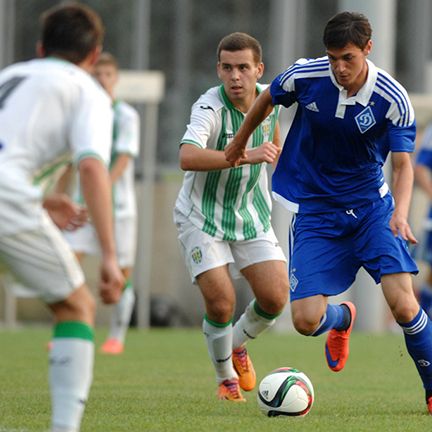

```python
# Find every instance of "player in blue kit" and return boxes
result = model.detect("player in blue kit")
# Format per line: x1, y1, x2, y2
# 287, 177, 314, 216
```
226, 11, 432, 413
414, 125, 432, 319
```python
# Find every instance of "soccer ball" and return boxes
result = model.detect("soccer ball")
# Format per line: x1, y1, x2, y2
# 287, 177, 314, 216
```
257, 367, 314, 417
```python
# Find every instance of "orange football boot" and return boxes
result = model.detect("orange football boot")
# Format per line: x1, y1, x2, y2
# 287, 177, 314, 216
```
217, 378, 246, 402
232, 346, 256, 391
325, 302, 357, 372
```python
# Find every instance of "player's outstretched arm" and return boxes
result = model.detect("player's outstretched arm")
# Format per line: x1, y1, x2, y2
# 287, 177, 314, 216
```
79, 157, 124, 303
244, 142, 281, 165
225, 88, 275, 166
390, 151, 418, 244
180, 141, 280, 171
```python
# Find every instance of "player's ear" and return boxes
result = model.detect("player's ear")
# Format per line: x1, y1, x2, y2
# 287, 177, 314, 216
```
89, 45, 103, 66
256, 62, 264, 80
216, 62, 222, 80
364, 39, 372, 56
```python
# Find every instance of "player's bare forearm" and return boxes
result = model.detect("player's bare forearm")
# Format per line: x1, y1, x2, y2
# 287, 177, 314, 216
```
79, 157, 117, 257
225, 88, 275, 166
54, 163, 74, 194
180, 141, 280, 171
110, 153, 131, 184
245, 142, 281, 165
272, 121, 282, 167
390, 152, 417, 243
179, 144, 233, 171
79, 157, 124, 302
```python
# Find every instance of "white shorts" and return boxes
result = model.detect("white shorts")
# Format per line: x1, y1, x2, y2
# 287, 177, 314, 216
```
175, 210, 286, 284
63, 217, 137, 268
0, 211, 84, 304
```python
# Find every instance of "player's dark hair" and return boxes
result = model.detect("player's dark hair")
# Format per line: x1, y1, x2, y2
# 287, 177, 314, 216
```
217, 32, 262, 64
96, 52, 119, 70
323, 11, 372, 50
40, 2, 104, 64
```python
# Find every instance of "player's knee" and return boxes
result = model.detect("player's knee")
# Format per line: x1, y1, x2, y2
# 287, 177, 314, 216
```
292, 312, 320, 336
206, 299, 234, 323
392, 300, 420, 323
258, 294, 287, 316
54, 284, 96, 324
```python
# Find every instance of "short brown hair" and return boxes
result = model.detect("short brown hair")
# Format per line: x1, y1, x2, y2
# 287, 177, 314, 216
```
40, 2, 104, 64
323, 11, 372, 50
96, 52, 119, 70
217, 32, 262, 64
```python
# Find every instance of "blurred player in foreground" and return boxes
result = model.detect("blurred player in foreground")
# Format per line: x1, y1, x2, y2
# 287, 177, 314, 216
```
226, 12, 432, 413
414, 125, 432, 319
0, 3, 124, 431
174, 32, 289, 402
62, 52, 140, 355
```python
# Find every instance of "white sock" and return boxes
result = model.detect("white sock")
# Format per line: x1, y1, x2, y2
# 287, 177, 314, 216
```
108, 282, 135, 343
50, 322, 94, 432
52, 427, 78, 432
202, 317, 237, 384
232, 300, 276, 348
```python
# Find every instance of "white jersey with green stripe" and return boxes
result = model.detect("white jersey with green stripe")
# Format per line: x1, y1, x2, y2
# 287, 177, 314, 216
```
0, 57, 112, 236
71, 100, 140, 219
175, 84, 279, 241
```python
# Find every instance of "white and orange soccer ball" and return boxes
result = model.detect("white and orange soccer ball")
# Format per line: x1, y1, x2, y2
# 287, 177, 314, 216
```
257, 367, 314, 417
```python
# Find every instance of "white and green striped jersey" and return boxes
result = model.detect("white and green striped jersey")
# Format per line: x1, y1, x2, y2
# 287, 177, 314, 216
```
175, 84, 279, 241
71, 100, 140, 219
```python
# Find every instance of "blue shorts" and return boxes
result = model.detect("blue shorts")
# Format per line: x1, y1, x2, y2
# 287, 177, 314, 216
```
288, 193, 418, 301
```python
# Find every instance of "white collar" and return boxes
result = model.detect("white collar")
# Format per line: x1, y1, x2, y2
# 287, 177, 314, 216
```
329, 58, 377, 106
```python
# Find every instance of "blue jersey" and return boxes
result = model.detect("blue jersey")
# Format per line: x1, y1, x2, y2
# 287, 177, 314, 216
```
416, 124, 432, 235
271, 57, 416, 213
417, 124, 432, 170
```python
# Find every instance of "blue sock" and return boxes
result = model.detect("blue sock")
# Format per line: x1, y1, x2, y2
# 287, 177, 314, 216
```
399, 308, 432, 392
310, 304, 350, 336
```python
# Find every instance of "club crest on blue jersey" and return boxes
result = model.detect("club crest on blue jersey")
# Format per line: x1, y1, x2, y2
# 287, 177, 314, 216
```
289, 272, 298, 292
355, 106, 376, 134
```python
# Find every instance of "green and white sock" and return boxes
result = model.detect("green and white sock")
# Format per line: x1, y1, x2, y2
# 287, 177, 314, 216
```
50, 321, 94, 432
203, 315, 237, 383
108, 280, 135, 343
232, 300, 279, 348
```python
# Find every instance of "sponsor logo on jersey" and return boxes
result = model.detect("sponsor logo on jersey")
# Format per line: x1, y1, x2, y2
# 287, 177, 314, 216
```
355, 106, 376, 134
223, 132, 234, 139
191, 246, 203, 264
199, 105, 214, 111
418, 359, 431, 367
305, 101, 319, 112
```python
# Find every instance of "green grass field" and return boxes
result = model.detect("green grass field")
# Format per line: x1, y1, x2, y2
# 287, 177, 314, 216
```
0, 327, 431, 431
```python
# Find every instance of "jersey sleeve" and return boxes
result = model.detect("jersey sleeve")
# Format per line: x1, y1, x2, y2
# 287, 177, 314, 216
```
385, 84, 416, 153
181, 98, 218, 149
70, 84, 113, 165
270, 59, 310, 108
417, 124, 432, 168
114, 104, 140, 158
